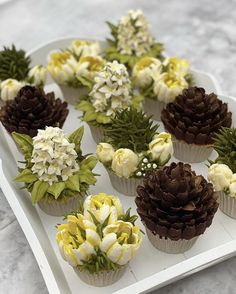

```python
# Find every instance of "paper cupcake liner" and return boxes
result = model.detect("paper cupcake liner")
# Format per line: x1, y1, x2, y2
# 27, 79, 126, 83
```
219, 191, 236, 219
38, 193, 84, 216
59, 85, 88, 105
88, 124, 104, 144
143, 98, 166, 121
146, 228, 198, 254
107, 169, 143, 196
173, 138, 213, 163
74, 266, 127, 286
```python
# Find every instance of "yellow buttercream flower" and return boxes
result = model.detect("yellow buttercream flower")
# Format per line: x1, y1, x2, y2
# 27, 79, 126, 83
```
76, 56, 105, 79
71, 40, 100, 57
149, 132, 173, 163
163, 57, 190, 78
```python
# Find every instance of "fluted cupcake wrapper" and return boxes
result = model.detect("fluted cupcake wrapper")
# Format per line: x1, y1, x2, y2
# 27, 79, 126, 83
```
143, 98, 166, 121
38, 193, 84, 216
59, 85, 88, 105
218, 191, 236, 219
74, 266, 127, 287
88, 124, 104, 144
107, 169, 143, 196
173, 137, 213, 163
146, 228, 198, 254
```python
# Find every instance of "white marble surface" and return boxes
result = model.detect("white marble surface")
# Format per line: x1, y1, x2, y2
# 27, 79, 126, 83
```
1, 0, 236, 293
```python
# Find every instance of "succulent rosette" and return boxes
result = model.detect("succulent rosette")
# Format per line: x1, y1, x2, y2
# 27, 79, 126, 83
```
0, 45, 47, 102
104, 10, 164, 69
132, 56, 192, 121
56, 193, 142, 286
12, 126, 98, 216
136, 162, 219, 253
77, 60, 143, 143
208, 128, 236, 218
96, 108, 173, 196
161, 87, 232, 162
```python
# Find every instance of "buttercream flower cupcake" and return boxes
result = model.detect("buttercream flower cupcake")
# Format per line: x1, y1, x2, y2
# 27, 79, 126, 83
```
161, 87, 232, 162
208, 128, 236, 218
0, 45, 47, 103
77, 60, 143, 144
70, 39, 100, 57
96, 107, 173, 196
136, 162, 219, 253
12, 126, 98, 216
56, 193, 142, 286
104, 9, 164, 69
132, 56, 191, 120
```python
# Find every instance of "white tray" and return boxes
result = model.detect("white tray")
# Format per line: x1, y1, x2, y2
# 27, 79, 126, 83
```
0, 38, 235, 294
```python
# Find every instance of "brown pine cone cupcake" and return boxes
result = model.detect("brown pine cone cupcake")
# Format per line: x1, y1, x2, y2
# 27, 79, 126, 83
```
0, 85, 69, 137
135, 162, 219, 253
161, 87, 232, 163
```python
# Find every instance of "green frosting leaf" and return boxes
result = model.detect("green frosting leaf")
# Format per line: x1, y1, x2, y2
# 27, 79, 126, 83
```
12, 132, 33, 162
65, 174, 80, 192
77, 170, 97, 185
31, 181, 49, 204
47, 182, 66, 199
69, 126, 84, 153
15, 169, 38, 183
77, 100, 94, 112
80, 156, 97, 170
96, 113, 111, 124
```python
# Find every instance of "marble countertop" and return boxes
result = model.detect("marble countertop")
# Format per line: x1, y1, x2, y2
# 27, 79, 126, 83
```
1, 0, 236, 293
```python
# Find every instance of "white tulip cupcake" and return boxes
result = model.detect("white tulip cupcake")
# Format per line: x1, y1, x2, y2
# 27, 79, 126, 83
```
56, 193, 142, 286
96, 107, 173, 196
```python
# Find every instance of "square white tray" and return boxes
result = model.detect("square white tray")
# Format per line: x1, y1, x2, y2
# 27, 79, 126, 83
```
0, 38, 235, 294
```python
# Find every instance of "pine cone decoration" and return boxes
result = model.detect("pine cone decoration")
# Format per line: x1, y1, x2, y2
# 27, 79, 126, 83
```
161, 87, 232, 145
135, 162, 218, 240
0, 85, 69, 137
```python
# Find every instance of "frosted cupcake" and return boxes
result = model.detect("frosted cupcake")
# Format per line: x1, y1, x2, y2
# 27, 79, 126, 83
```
0, 45, 47, 103
161, 87, 232, 162
47, 45, 104, 105
77, 60, 143, 144
12, 126, 97, 216
96, 108, 173, 196
133, 56, 191, 120
70, 39, 100, 57
56, 193, 142, 286
208, 128, 236, 218
104, 9, 164, 69
136, 162, 219, 253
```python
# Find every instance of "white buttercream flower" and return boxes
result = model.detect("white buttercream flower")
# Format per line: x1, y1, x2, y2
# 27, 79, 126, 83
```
208, 163, 233, 192
83, 193, 123, 225
71, 40, 100, 57
133, 57, 162, 88
117, 10, 154, 57
0, 78, 24, 101
89, 61, 132, 115
31, 127, 79, 185
47, 50, 78, 84
28, 65, 47, 86
153, 72, 188, 103
57, 214, 101, 266
100, 220, 142, 265
163, 57, 190, 78
76, 56, 104, 79
96, 143, 115, 163
148, 132, 173, 163
111, 148, 138, 178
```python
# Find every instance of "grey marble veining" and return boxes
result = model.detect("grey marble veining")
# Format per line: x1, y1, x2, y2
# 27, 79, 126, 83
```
1, 0, 236, 293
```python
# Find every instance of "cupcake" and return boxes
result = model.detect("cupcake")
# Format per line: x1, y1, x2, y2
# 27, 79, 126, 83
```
77, 60, 143, 144
0, 45, 47, 103
132, 56, 191, 120
208, 128, 236, 218
12, 126, 98, 216
136, 162, 219, 253
56, 193, 142, 286
96, 107, 173, 196
104, 9, 164, 70
47, 41, 104, 105
161, 87, 232, 163
0, 85, 69, 137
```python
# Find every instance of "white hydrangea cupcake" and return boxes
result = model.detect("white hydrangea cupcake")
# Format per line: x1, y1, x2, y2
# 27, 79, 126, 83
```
56, 193, 142, 286
133, 56, 191, 121
12, 126, 98, 216
96, 108, 173, 196
105, 9, 164, 69
77, 60, 143, 144
208, 128, 236, 218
